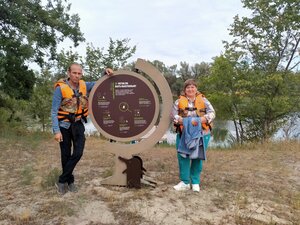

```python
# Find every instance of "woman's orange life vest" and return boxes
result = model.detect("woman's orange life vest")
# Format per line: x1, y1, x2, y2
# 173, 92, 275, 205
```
177, 93, 211, 132
55, 79, 88, 122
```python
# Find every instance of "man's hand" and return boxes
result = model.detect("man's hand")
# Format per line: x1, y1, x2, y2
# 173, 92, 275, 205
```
54, 132, 63, 143
105, 68, 114, 76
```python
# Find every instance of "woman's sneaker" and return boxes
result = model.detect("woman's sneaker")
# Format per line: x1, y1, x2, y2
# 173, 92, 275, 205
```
192, 184, 200, 192
173, 181, 190, 191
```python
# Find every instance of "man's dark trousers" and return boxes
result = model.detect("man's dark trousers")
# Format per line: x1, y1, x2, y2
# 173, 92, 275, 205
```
58, 121, 85, 184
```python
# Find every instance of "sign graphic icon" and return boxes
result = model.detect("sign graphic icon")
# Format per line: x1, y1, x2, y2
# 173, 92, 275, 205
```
119, 102, 131, 112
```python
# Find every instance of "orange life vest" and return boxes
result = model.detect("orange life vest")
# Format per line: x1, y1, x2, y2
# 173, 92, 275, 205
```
177, 93, 211, 132
55, 79, 88, 122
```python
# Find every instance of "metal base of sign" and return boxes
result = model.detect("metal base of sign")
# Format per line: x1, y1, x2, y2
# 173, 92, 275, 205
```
141, 175, 157, 188
101, 155, 127, 186
101, 155, 157, 188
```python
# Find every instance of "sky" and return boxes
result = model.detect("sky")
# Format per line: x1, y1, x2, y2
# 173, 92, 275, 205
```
62, 0, 250, 66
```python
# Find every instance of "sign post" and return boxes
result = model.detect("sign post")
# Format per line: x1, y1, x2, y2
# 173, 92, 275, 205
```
88, 58, 172, 186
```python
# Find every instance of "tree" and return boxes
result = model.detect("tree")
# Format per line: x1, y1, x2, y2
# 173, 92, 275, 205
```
83, 38, 136, 80
241, 71, 298, 141
225, 0, 300, 72
51, 47, 82, 80
0, 54, 35, 100
147, 60, 179, 96
191, 62, 210, 80
202, 55, 246, 144
215, 0, 300, 142
178, 62, 192, 81
29, 69, 53, 132
0, 0, 85, 99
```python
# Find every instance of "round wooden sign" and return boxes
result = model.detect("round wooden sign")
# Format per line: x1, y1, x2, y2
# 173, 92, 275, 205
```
88, 59, 173, 186
89, 71, 159, 142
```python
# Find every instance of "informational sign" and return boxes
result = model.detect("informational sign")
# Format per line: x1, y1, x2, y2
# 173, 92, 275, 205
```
89, 72, 159, 142
88, 59, 173, 187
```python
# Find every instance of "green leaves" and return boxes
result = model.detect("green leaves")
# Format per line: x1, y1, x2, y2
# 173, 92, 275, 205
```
229, 0, 300, 72
211, 0, 300, 142
0, 0, 84, 99
83, 38, 137, 81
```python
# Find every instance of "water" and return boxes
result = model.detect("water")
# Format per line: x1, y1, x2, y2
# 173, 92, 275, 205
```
85, 116, 300, 146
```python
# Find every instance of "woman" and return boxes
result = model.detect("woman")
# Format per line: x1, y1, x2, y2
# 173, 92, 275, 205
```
171, 79, 215, 192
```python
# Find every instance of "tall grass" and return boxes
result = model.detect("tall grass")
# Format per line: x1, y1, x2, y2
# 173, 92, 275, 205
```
0, 125, 52, 150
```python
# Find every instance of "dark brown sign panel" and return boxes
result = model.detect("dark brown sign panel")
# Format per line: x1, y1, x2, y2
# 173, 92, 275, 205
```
90, 73, 159, 140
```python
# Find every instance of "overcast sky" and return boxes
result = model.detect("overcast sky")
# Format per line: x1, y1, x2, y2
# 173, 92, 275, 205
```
63, 0, 250, 66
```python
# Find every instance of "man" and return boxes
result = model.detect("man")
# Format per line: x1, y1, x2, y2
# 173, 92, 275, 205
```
51, 63, 113, 194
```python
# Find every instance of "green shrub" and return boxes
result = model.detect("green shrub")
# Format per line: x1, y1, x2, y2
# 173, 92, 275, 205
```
41, 167, 61, 189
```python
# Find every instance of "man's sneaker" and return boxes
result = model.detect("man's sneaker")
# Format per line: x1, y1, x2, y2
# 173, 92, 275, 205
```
192, 184, 200, 192
55, 182, 66, 195
173, 181, 190, 191
68, 183, 78, 193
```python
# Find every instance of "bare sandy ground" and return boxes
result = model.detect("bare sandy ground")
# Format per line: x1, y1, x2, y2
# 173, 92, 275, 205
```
0, 136, 299, 225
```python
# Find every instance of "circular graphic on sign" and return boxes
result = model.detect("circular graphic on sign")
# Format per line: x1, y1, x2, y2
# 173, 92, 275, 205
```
89, 72, 159, 142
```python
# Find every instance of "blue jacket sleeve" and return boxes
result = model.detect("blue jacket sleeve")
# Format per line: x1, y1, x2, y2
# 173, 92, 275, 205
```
51, 87, 62, 134
86, 81, 95, 94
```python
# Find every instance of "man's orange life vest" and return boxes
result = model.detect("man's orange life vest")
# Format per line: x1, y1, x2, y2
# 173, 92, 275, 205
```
177, 93, 211, 132
55, 79, 88, 123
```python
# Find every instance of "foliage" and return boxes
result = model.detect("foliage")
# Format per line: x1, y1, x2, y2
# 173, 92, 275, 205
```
29, 69, 54, 132
208, 0, 300, 143
52, 47, 82, 80
206, 54, 300, 143
207, 120, 229, 143
178, 61, 192, 81
192, 62, 210, 80
51, 38, 136, 81
224, 0, 300, 72
41, 167, 61, 189
0, 56, 36, 100
202, 55, 246, 143
0, 90, 29, 127
83, 38, 136, 80
147, 60, 211, 98
0, 0, 84, 99
240, 71, 298, 141
104, 38, 137, 70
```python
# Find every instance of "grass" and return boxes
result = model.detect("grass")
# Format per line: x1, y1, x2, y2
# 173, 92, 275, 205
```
40, 167, 61, 189
0, 128, 299, 224
292, 193, 300, 210
39, 200, 76, 219
0, 125, 52, 150
20, 164, 34, 185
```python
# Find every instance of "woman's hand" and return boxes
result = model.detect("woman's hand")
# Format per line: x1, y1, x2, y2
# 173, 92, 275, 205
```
174, 115, 183, 124
201, 116, 208, 123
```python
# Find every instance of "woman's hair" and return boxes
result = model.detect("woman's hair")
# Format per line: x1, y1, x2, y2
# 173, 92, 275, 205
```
183, 79, 197, 91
